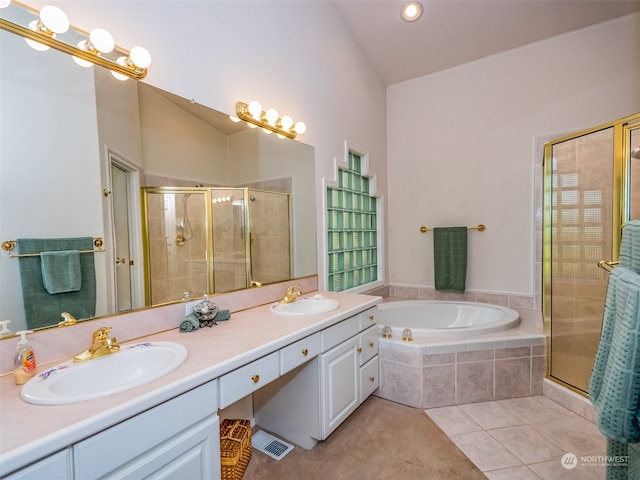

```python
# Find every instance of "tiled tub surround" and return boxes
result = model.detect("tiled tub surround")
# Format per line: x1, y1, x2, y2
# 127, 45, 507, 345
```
376, 308, 546, 409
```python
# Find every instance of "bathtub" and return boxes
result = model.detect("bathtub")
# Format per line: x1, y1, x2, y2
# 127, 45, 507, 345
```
376, 300, 520, 337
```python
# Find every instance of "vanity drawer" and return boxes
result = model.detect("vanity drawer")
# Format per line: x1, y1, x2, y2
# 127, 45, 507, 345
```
358, 325, 378, 366
219, 352, 279, 408
358, 307, 377, 331
321, 315, 359, 352
280, 332, 321, 375
360, 355, 379, 403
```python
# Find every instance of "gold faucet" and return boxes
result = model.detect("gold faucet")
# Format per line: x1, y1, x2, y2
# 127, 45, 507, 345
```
280, 285, 302, 304
73, 327, 120, 363
58, 312, 77, 327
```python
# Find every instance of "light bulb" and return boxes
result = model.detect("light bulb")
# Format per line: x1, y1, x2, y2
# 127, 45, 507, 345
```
262, 128, 272, 134
248, 101, 262, 118
0, 0, 12, 8
281, 115, 293, 130
265, 108, 278, 125
89, 28, 114, 53
401, 1, 423, 22
129, 46, 151, 68
25, 21, 49, 51
229, 116, 241, 123
40, 5, 69, 34
294, 121, 306, 134
72, 42, 93, 67
110, 56, 129, 81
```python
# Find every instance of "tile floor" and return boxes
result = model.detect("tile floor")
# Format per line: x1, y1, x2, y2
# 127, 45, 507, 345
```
425, 395, 607, 479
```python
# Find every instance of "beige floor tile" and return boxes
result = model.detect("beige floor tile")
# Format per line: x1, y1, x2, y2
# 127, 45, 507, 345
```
528, 458, 603, 479
495, 395, 572, 424
529, 415, 606, 456
449, 430, 522, 472
423, 406, 483, 435
488, 425, 567, 464
459, 400, 524, 429
484, 465, 541, 480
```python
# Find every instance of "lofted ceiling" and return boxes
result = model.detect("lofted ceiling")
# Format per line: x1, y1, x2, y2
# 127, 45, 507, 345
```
332, 0, 640, 86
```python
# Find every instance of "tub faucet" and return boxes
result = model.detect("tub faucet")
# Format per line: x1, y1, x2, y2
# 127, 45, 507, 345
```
73, 327, 120, 363
280, 285, 301, 304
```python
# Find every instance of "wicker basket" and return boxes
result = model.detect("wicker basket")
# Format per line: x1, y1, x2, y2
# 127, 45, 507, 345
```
220, 419, 252, 480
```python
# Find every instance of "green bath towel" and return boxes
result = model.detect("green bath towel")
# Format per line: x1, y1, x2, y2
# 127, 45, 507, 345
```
433, 227, 468, 293
41, 250, 81, 294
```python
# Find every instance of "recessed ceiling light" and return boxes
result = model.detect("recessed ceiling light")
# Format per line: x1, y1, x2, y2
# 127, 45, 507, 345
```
401, 1, 423, 22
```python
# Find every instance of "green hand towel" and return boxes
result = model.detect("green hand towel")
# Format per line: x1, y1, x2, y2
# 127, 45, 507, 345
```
433, 227, 468, 293
215, 309, 231, 321
41, 250, 81, 294
179, 312, 200, 332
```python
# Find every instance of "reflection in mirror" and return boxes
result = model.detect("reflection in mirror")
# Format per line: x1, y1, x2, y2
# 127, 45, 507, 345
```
630, 126, 639, 221
0, 27, 316, 334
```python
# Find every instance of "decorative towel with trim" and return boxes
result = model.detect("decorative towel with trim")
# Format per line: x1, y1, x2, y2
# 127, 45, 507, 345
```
40, 250, 81, 294
589, 266, 640, 443
433, 227, 468, 293
620, 220, 640, 274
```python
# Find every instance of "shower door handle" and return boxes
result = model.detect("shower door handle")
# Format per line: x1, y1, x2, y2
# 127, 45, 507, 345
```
115, 257, 127, 265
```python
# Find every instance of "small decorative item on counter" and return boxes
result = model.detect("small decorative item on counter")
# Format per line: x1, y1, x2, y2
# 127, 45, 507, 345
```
192, 294, 219, 327
179, 313, 200, 333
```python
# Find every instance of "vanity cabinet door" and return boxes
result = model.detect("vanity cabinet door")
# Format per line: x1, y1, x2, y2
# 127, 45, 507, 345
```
101, 414, 220, 480
320, 336, 360, 439
74, 381, 219, 480
2, 449, 72, 480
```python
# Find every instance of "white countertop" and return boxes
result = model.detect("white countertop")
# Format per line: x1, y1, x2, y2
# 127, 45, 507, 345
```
0, 291, 381, 475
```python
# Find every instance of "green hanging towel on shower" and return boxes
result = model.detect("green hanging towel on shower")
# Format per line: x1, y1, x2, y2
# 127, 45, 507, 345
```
433, 227, 468, 293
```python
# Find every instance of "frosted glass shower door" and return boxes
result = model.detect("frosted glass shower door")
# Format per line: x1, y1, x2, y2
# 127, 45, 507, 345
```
143, 189, 208, 305
547, 128, 615, 394
211, 188, 250, 292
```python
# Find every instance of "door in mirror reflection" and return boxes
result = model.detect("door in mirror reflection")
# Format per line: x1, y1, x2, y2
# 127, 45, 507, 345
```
630, 125, 640, 221
111, 164, 133, 312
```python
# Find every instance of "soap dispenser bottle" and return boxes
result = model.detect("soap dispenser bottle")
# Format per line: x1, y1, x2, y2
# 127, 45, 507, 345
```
13, 330, 36, 385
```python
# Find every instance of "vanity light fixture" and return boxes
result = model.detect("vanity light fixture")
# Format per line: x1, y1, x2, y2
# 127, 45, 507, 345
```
401, 1, 423, 22
0, 1, 151, 80
234, 101, 306, 140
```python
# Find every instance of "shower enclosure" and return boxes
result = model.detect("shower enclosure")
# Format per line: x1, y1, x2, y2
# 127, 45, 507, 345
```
141, 186, 291, 306
543, 112, 640, 395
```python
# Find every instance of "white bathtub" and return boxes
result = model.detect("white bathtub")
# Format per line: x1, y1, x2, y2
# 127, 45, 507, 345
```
376, 300, 520, 337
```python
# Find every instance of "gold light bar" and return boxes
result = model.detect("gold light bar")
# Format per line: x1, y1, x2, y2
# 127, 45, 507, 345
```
234, 101, 306, 140
0, 1, 150, 80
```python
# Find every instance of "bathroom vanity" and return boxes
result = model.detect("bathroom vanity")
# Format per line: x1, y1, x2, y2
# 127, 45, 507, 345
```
0, 291, 380, 479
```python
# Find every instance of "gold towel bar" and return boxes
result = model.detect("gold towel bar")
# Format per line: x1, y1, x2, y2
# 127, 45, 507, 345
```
597, 260, 618, 272
1, 238, 104, 258
420, 224, 486, 233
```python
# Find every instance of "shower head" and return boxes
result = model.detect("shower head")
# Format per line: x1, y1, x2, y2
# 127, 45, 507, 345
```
632, 146, 640, 159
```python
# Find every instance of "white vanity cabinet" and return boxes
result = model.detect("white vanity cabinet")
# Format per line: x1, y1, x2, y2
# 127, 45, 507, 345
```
2, 449, 72, 480
3, 381, 221, 480
319, 307, 378, 439
73, 380, 220, 480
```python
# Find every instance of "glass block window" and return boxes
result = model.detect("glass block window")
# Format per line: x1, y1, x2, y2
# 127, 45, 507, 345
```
327, 152, 377, 291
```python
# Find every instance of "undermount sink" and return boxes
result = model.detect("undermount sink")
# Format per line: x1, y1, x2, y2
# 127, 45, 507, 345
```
270, 296, 339, 315
21, 341, 188, 405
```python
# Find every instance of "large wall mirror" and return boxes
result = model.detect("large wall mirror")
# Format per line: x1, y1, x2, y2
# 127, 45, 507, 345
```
0, 24, 316, 334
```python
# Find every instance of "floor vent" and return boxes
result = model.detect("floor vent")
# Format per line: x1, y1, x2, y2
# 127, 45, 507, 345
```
252, 430, 294, 460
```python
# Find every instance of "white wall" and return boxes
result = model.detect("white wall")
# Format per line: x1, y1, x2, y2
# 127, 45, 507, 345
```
30, 0, 389, 290
387, 13, 640, 296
